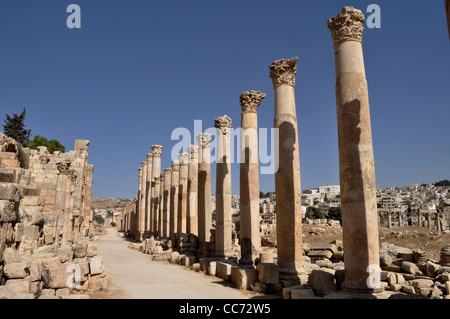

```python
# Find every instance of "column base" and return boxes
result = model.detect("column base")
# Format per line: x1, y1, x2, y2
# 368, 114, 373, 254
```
341, 282, 384, 296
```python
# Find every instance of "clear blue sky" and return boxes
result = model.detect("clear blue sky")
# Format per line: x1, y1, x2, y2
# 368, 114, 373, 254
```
0, 1, 448, 198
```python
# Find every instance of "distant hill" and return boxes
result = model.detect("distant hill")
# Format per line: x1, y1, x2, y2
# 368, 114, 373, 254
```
91, 198, 132, 210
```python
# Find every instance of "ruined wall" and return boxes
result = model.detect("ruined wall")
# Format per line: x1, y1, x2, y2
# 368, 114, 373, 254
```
0, 133, 104, 298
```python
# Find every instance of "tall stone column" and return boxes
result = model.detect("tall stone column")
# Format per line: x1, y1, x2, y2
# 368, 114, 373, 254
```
145, 153, 153, 236
437, 213, 441, 232
398, 211, 403, 227
214, 115, 233, 258
151, 145, 163, 235
170, 161, 180, 237
187, 145, 199, 235
153, 175, 161, 237
197, 133, 213, 256
140, 161, 148, 238
137, 167, 144, 240
328, 6, 381, 294
428, 213, 432, 229
163, 168, 172, 237
239, 90, 266, 265
178, 153, 189, 234
269, 57, 303, 282
158, 173, 165, 236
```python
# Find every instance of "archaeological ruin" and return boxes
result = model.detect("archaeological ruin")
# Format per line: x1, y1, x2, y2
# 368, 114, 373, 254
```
120, 7, 450, 300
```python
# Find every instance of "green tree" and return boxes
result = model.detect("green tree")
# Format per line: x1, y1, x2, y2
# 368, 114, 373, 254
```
93, 213, 104, 224
2, 108, 31, 146
328, 206, 342, 224
306, 206, 324, 219
434, 179, 450, 187
28, 135, 65, 154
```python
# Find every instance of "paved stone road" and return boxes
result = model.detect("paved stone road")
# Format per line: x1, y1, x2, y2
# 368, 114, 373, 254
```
91, 228, 253, 299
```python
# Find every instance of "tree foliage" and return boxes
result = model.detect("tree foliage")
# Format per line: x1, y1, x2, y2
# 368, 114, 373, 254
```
306, 206, 325, 219
328, 206, 342, 224
434, 179, 450, 187
2, 108, 31, 146
28, 135, 65, 154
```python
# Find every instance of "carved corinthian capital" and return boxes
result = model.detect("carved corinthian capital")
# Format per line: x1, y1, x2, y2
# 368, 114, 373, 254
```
196, 133, 212, 148
147, 153, 153, 162
269, 57, 298, 87
56, 160, 71, 175
240, 90, 266, 113
214, 115, 232, 135
172, 160, 180, 171
187, 145, 199, 161
151, 145, 163, 157
178, 153, 189, 165
327, 6, 365, 44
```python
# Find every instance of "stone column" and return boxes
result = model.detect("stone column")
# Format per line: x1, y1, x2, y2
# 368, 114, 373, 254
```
187, 145, 199, 235
151, 145, 163, 235
437, 213, 441, 232
418, 211, 422, 227
398, 211, 402, 227
177, 153, 189, 234
137, 167, 144, 240
239, 91, 265, 265
269, 57, 303, 282
214, 115, 233, 258
158, 173, 165, 236
140, 161, 147, 238
153, 175, 161, 237
170, 161, 180, 237
163, 168, 172, 237
55, 160, 72, 245
196, 133, 213, 256
328, 6, 381, 294
145, 153, 153, 236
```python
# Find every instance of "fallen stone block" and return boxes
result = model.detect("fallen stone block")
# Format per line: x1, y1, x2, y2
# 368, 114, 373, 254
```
410, 279, 434, 289
1, 247, 22, 264
308, 250, 333, 259
402, 261, 421, 275
308, 269, 337, 297
42, 265, 73, 289
40, 288, 55, 296
291, 287, 315, 299
5, 278, 31, 294
231, 266, 257, 290
216, 261, 234, 282
3, 262, 31, 279
57, 245, 74, 263
0, 285, 20, 299
89, 256, 104, 275
88, 273, 108, 291
256, 263, 279, 284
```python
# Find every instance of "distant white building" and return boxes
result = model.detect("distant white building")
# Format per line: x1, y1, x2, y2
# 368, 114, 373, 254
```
319, 185, 340, 197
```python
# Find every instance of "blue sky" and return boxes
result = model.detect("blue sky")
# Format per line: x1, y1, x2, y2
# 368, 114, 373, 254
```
0, 1, 448, 198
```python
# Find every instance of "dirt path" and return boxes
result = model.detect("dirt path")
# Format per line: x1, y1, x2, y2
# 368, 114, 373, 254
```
89, 229, 255, 299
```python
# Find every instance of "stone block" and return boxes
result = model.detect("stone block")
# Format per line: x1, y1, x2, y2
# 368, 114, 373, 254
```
402, 261, 421, 275
308, 269, 337, 297
410, 279, 434, 288
89, 256, 104, 275
88, 273, 108, 291
41, 256, 62, 269
307, 250, 333, 259
57, 245, 74, 263
291, 287, 315, 299
259, 251, 274, 263
30, 281, 42, 294
41, 288, 55, 296
73, 241, 88, 258
216, 261, 234, 282
23, 225, 39, 241
38, 295, 60, 299
42, 265, 72, 289
183, 256, 196, 268
426, 262, 441, 277
310, 243, 338, 254
231, 266, 257, 290
87, 245, 98, 257
256, 263, 279, 284
5, 278, 31, 294
0, 285, 20, 299
2, 247, 22, 264
3, 262, 31, 279
56, 288, 70, 296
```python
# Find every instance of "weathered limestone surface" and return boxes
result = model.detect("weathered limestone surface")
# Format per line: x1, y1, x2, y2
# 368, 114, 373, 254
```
196, 134, 213, 257
150, 145, 163, 236
170, 161, 180, 237
162, 168, 172, 237
328, 6, 381, 295
177, 153, 189, 234
270, 57, 304, 282
239, 90, 265, 265
214, 116, 233, 258
187, 145, 198, 236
